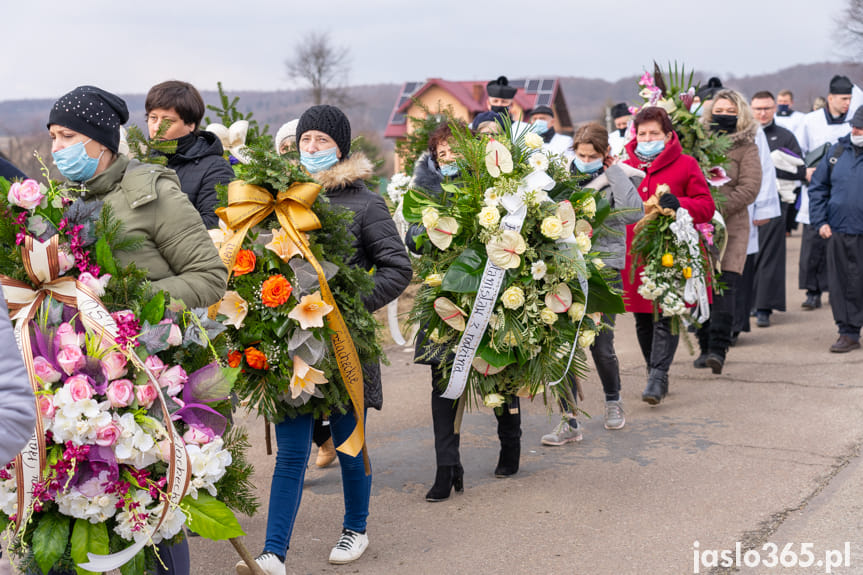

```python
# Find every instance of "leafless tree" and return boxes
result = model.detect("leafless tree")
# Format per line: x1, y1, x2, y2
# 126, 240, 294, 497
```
837, 0, 863, 55
285, 31, 351, 107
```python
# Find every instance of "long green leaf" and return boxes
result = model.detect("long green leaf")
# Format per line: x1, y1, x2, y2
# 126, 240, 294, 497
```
182, 492, 245, 540
586, 271, 625, 314
441, 247, 485, 293
94, 237, 119, 276
71, 519, 109, 575
119, 549, 146, 575
139, 291, 166, 326
33, 513, 70, 575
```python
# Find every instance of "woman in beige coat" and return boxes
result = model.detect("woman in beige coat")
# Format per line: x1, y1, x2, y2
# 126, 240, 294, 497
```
697, 90, 763, 373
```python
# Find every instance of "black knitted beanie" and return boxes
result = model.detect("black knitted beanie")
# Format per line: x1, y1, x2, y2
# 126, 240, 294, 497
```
296, 105, 351, 159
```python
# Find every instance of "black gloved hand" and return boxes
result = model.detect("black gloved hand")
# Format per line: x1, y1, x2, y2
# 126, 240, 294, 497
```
658, 193, 681, 211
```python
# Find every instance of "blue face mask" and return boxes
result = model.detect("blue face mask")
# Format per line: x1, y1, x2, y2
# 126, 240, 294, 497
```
574, 157, 603, 174
636, 139, 665, 158
300, 147, 340, 173
439, 163, 459, 177
52, 139, 103, 182
532, 120, 549, 134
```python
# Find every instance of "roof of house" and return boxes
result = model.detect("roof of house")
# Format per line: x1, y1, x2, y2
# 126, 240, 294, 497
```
384, 78, 569, 138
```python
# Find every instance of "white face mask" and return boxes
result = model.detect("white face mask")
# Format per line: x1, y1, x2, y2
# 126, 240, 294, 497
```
851, 134, 863, 147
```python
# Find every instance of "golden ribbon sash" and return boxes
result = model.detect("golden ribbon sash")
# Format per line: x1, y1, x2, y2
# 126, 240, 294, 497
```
215, 181, 367, 467
0, 235, 190, 571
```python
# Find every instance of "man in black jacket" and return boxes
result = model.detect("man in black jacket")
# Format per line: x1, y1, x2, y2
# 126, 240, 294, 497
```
746, 91, 806, 327
145, 81, 234, 228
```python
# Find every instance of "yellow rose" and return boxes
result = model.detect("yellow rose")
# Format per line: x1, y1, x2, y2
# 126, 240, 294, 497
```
484, 393, 506, 408
662, 253, 674, 267
578, 329, 596, 349
576, 232, 592, 254
541, 216, 564, 239
425, 273, 443, 287
540, 308, 558, 325
478, 205, 501, 229
581, 196, 596, 218
501, 286, 525, 309
524, 132, 544, 149
568, 302, 586, 321
421, 206, 440, 229
683, 266, 692, 279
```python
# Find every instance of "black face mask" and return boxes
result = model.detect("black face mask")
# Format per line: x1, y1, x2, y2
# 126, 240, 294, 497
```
711, 114, 738, 134
617, 127, 626, 137
490, 105, 510, 115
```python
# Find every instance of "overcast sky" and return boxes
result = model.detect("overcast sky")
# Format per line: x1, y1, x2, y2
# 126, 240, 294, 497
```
0, 0, 853, 101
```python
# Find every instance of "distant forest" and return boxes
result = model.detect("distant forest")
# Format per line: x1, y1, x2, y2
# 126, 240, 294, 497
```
3, 61, 862, 177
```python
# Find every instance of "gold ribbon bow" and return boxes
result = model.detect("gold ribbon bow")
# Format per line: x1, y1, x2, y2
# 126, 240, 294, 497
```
215, 181, 368, 467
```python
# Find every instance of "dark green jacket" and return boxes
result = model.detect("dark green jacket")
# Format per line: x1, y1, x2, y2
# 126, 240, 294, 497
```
82, 155, 228, 308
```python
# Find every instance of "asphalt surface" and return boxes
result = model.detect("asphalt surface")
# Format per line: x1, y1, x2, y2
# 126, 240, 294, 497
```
190, 232, 863, 575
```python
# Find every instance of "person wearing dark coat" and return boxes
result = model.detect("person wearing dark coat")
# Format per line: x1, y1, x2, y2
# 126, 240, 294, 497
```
0, 154, 26, 181
237, 105, 411, 574
145, 80, 234, 228
808, 106, 863, 353
404, 122, 524, 505
741, 91, 806, 329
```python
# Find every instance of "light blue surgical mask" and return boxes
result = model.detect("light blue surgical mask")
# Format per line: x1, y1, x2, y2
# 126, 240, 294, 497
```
636, 139, 665, 158
574, 157, 603, 174
532, 120, 549, 134
52, 139, 103, 182
439, 163, 459, 177
300, 147, 340, 173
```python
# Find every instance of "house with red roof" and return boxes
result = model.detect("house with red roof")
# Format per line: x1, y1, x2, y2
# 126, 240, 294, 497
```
385, 77, 572, 171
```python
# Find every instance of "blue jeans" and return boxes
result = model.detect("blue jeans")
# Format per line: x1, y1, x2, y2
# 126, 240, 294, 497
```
264, 409, 371, 555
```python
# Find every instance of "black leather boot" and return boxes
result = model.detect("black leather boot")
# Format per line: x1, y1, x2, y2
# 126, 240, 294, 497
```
425, 464, 464, 501
494, 444, 520, 477
642, 368, 668, 405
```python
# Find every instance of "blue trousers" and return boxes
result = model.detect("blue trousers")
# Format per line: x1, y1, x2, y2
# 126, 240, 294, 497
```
264, 409, 371, 555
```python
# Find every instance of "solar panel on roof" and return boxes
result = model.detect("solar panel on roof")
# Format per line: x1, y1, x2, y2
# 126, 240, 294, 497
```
541, 79, 554, 91
527, 79, 540, 92
509, 80, 525, 89
536, 94, 552, 106
391, 113, 406, 124
404, 82, 420, 93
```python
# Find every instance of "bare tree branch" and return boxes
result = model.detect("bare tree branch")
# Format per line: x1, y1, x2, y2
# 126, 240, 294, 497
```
836, 0, 863, 55
285, 31, 352, 107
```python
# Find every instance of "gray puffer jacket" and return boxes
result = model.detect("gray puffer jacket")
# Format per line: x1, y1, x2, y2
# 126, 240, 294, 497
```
313, 153, 413, 409
575, 162, 645, 270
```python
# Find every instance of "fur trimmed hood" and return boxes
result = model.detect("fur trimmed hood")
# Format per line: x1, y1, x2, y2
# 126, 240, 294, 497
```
313, 152, 374, 190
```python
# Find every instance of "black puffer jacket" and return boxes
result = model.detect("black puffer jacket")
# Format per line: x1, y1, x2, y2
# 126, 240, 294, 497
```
314, 153, 412, 409
160, 131, 234, 228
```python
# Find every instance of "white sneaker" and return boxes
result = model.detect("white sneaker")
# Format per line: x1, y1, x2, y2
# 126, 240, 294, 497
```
236, 552, 285, 575
541, 417, 583, 446
328, 528, 369, 564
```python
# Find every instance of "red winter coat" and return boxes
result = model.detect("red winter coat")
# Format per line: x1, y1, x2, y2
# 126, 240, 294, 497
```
621, 132, 715, 313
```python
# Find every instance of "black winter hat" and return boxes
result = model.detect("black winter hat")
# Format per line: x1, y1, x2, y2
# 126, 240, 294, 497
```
47, 86, 129, 154
296, 105, 352, 159
850, 106, 863, 128
829, 75, 854, 95
471, 111, 504, 131
487, 76, 517, 100
529, 105, 554, 118
611, 102, 631, 119
696, 77, 723, 102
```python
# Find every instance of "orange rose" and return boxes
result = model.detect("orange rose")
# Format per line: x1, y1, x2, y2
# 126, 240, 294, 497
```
227, 350, 242, 368
244, 347, 268, 370
261, 274, 293, 308
233, 250, 256, 276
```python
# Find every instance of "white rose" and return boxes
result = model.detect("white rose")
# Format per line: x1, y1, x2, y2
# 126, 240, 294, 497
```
568, 302, 586, 321
592, 258, 606, 270
541, 216, 564, 239
421, 207, 440, 229
575, 232, 592, 254
425, 273, 443, 287
483, 393, 506, 408
478, 205, 501, 229
578, 330, 596, 349
524, 132, 543, 149
501, 286, 525, 309
540, 308, 558, 325
582, 196, 597, 218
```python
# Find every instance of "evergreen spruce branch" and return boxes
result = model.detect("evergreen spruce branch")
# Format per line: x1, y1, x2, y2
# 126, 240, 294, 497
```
125, 124, 177, 166
214, 426, 259, 516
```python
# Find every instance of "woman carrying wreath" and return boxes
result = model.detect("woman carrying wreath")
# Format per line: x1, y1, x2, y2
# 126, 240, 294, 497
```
237, 105, 411, 574
621, 107, 715, 405
46, 86, 228, 574
696, 90, 762, 374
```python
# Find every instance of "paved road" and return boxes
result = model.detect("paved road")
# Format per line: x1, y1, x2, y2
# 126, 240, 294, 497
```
190, 233, 863, 575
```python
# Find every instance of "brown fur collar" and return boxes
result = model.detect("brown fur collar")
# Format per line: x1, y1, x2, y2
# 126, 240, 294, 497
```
312, 153, 374, 190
